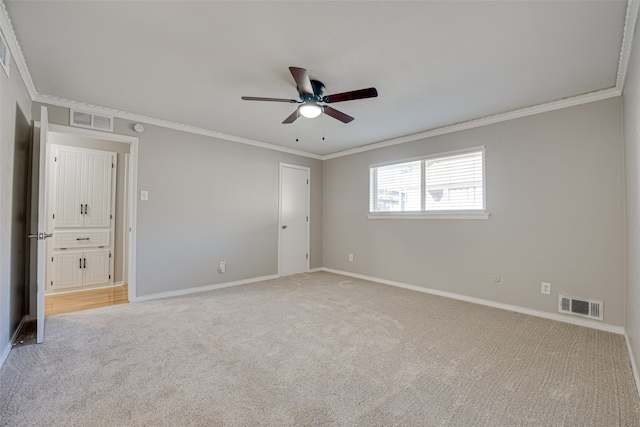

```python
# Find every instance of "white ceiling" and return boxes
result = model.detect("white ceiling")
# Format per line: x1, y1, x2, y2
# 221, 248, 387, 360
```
3, 1, 631, 156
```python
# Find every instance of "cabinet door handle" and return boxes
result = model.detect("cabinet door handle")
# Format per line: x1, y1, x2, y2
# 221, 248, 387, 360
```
76, 238, 90, 241
83, 258, 86, 269
80, 204, 83, 215
79, 258, 82, 269
84, 204, 88, 215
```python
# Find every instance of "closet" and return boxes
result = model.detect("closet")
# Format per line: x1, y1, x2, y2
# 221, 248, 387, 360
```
47, 145, 116, 293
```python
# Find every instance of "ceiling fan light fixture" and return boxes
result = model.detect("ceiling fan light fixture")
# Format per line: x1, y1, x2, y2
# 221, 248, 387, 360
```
299, 102, 322, 119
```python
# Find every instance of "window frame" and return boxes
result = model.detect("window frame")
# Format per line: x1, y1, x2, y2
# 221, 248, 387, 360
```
368, 146, 490, 220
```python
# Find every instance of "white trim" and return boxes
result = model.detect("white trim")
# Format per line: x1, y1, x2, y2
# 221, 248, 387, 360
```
0, 0, 636, 161
367, 212, 490, 220
36, 93, 322, 160
10, 315, 28, 344
132, 274, 279, 302
319, 268, 625, 335
0, 344, 10, 369
122, 154, 129, 285
37, 122, 139, 304
322, 88, 621, 160
0, 2, 36, 98
308, 267, 323, 273
617, 1, 640, 92
625, 331, 640, 398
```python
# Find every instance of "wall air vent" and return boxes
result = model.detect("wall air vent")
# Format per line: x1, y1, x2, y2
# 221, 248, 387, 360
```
0, 30, 10, 77
70, 109, 114, 132
559, 295, 603, 321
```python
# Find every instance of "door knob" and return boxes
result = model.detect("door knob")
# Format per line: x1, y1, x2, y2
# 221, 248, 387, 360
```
28, 232, 53, 240
282, 225, 288, 229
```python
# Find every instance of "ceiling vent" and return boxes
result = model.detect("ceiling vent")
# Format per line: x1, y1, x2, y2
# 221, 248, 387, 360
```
0, 30, 10, 77
70, 109, 114, 132
559, 295, 603, 321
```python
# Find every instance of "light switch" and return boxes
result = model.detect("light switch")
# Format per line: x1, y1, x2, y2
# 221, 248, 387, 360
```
140, 190, 149, 201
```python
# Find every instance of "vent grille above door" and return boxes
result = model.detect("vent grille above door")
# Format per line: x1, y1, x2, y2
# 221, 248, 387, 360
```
558, 295, 603, 321
71, 109, 113, 132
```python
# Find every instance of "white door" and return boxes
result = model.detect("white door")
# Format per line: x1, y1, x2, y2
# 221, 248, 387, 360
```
83, 249, 110, 286
53, 149, 83, 228
35, 106, 51, 343
52, 251, 83, 290
83, 152, 113, 228
279, 164, 310, 276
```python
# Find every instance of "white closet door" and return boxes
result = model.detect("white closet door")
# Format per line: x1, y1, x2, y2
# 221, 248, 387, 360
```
83, 249, 110, 287
52, 251, 83, 290
54, 149, 84, 228
83, 153, 113, 228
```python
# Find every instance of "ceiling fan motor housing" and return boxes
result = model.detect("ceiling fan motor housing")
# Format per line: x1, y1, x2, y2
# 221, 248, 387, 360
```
300, 80, 326, 101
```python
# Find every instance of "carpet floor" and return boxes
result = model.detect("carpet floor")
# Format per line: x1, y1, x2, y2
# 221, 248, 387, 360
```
1, 272, 639, 426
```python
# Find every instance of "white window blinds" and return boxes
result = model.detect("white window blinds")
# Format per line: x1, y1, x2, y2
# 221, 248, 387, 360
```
370, 148, 485, 213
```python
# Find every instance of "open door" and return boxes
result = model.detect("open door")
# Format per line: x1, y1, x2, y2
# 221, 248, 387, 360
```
31, 106, 50, 343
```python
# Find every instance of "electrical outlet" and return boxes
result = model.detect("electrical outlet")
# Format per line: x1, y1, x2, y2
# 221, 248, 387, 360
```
541, 282, 551, 295
219, 260, 226, 273
348, 254, 354, 262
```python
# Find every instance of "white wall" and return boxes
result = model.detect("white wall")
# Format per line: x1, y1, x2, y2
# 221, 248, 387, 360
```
0, 56, 33, 364
323, 98, 625, 327
623, 14, 640, 390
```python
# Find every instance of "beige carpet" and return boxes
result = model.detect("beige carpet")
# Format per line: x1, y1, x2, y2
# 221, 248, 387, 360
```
1, 272, 639, 426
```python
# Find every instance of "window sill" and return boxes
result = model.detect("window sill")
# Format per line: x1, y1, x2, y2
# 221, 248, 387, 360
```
367, 212, 490, 220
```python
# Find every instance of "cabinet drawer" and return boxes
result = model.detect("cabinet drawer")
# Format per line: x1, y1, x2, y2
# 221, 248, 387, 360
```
53, 231, 110, 249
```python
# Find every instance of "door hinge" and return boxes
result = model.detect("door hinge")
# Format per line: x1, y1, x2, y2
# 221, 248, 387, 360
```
54, 156, 57, 162
112, 163, 114, 168
51, 281, 53, 286
306, 253, 309, 260
51, 257, 53, 262
110, 214, 113, 219
109, 252, 112, 258
109, 274, 111, 279
307, 179, 309, 184
52, 213, 55, 219
306, 216, 308, 222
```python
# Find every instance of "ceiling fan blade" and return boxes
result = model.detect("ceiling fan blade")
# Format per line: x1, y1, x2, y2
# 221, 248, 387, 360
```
282, 109, 299, 124
241, 96, 299, 103
323, 106, 354, 123
289, 67, 314, 96
323, 87, 378, 103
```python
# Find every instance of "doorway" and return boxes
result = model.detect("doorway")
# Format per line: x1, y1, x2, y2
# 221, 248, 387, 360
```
279, 163, 310, 276
32, 108, 139, 342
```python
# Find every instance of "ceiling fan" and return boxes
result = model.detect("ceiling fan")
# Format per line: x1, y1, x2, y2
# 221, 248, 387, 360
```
241, 67, 378, 124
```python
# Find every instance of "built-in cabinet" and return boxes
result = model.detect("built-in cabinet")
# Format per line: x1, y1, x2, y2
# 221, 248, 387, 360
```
47, 145, 116, 293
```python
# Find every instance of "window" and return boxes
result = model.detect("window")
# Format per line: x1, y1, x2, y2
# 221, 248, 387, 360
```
369, 147, 487, 218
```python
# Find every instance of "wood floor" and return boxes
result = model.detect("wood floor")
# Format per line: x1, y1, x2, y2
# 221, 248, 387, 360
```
45, 285, 128, 317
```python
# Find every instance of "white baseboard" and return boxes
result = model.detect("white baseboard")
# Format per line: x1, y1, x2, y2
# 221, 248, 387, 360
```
132, 274, 280, 302
320, 268, 625, 335
10, 315, 29, 344
0, 343, 10, 370
625, 331, 640, 398
1, 315, 30, 370
308, 268, 323, 273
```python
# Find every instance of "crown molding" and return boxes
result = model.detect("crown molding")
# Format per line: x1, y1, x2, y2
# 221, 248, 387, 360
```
1, 1, 635, 161
35, 93, 322, 160
321, 87, 621, 160
0, 1, 36, 98
616, 0, 640, 92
